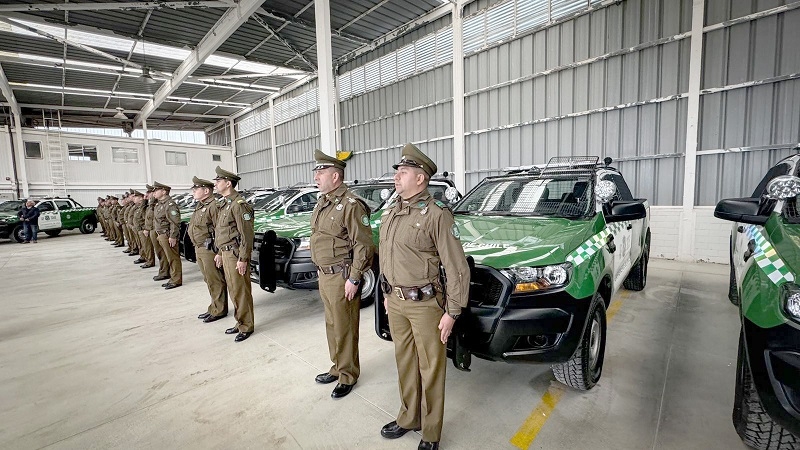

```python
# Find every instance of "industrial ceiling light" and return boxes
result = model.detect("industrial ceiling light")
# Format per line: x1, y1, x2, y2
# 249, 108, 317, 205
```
113, 107, 127, 120
141, 66, 156, 84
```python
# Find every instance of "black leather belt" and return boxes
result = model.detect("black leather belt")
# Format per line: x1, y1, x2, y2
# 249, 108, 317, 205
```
317, 264, 344, 275
387, 284, 436, 301
220, 244, 235, 251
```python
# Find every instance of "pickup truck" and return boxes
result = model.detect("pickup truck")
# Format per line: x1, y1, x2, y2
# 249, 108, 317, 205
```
250, 176, 460, 306
375, 156, 651, 391
714, 153, 800, 449
0, 197, 97, 242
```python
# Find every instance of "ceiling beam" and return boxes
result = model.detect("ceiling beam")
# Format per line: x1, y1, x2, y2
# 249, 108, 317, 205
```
256, 7, 371, 46
0, 63, 21, 117
135, 0, 265, 127
0, 1, 235, 12
338, 0, 391, 32
0, 103, 230, 119
251, 14, 317, 71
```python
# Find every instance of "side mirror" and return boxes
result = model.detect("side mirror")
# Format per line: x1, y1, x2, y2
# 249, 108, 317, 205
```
286, 204, 301, 214
595, 180, 616, 204
444, 187, 459, 202
606, 201, 647, 223
714, 198, 768, 225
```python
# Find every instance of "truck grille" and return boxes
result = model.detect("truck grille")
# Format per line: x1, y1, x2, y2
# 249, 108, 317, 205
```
468, 266, 508, 308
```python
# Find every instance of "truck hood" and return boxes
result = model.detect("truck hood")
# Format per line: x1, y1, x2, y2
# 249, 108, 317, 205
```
773, 221, 800, 278
0, 212, 18, 222
254, 211, 312, 238
455, 214, 601, 268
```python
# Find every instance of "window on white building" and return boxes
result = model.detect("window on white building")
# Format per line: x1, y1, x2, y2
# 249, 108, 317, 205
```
165, 150, 187, 166
67, 144, 98, 161
24, 141, 42, 159
212, 154, 221, 162
112, 147, 139, 163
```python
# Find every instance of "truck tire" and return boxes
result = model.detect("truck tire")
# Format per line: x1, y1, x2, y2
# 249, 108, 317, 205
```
552, 294, 606, 390
623, 230, 650, 291
733, 330, 799, 449
45, 230, 61, 237
728, 240, 741, 306
359, 257, 380, 308
12, 224, 25, 243
79, 218, 96, 234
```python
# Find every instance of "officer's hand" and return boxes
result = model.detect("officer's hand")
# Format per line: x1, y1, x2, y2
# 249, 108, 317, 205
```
438, 314, 456, 344
383, 299, 388, 314
236, 261, 247, 276
344, 279, 358, 300
169, 237, 177, 247
214, 254, 223, 268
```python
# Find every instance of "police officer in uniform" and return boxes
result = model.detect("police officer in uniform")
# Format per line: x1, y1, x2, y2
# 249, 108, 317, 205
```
378, 144, 470, 450
188, 176, 228, 323
310, 150, 375, 399
139, 185, 156, 269
212, 167, 255, 342
111, 196, 125, 247
131, 190, 147, 264
125, 190, 140, 256
152, 181, 182, 289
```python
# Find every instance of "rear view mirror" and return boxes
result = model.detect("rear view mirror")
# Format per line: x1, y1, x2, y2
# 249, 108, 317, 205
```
714, 198, 768, 225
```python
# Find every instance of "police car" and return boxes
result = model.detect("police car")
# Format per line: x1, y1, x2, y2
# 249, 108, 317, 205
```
714, 154, 800, 449
375, 156, 650, 391
0, 197, 97, 242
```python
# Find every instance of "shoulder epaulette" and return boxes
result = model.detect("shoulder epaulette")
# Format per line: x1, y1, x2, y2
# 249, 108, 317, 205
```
237, 199, 245, 204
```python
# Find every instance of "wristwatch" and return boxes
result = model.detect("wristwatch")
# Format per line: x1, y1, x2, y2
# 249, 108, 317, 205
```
349, 278, 361, 286
448, 312, 460, 320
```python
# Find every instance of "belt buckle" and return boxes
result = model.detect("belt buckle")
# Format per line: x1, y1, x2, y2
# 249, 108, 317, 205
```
393, 287, 405, 300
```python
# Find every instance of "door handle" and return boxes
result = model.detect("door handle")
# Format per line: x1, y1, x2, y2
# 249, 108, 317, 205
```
606, 234, 616, 254
743, 239, 756, 262
626, 223, 632, 230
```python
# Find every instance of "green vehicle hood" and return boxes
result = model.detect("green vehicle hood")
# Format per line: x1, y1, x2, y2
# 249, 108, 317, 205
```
0, 212, 19, 222
254, 211, 312, 237
455, 215, 601, 268
771, 220, 800, 277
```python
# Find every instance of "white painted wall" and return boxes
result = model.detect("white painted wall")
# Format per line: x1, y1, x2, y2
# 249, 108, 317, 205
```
0, 128, 233, 206
649, 206, 732, 265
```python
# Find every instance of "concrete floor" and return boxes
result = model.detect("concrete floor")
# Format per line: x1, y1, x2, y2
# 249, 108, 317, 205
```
0, 231, 749, 450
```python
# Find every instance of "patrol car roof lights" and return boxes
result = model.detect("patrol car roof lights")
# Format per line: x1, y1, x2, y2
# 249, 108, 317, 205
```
782, 283, 800, 322
596, 180, 617, 204
766, 175, 800, 200
380, 188, 392, 201
445, 187, 459, 202
502, 263, 571, 293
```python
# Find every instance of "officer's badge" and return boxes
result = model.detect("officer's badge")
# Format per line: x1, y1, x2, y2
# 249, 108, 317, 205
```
451, 223, 460, 238
348, 197, 355, 204
170, 210, 177, 216
336, 204, 343, 211
243, 213, 252, 220
334, 198, 340, 204
361, 215, 369, 226
420, 207, 428, 215
417, 201, 426, 208
201, 208, 206, 212
435, 200, 446, 208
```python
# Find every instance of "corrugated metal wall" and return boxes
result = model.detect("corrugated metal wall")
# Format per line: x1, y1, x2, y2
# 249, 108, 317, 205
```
231, 0, 800, 206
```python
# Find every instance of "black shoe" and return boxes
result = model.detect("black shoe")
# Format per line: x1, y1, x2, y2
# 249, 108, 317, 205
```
115, 244, 125, 248
133, 258, 145, 264
381, 421, 419, 439
203, 314, 226, 323
224, 327, 239, 335
153, 275, 169, 281
141, 264, 155, 269
331, 382, 355, 399
164, 283, 181, 290
418, 441, 439, 450
315, 373, 338, 384
129, 251, 139, 256
198, 313, 210, 320
234, 332, 252, 342
123, 249, 131, 253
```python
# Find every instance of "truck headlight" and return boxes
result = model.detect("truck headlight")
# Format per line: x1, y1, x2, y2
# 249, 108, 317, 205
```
295, 237, 311, 251
783, 283, 800, 321
502, 263, 571, 293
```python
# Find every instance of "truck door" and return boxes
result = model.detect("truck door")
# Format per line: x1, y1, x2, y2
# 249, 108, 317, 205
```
37, 201, 62, 230
600, 173, 637, 290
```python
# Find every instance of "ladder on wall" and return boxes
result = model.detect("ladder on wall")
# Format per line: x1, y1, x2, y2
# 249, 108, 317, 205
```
43, 110, 67, 198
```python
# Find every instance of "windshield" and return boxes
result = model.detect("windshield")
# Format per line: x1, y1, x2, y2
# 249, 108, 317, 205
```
350, 183, 393, 212
253, 189, 300, 213
454, 176, 594, 218
0, 200, 23, 213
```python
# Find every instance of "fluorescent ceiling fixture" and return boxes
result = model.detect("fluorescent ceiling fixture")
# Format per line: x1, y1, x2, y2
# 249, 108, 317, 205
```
132, 40, 190, 60
205, 54, 239, 69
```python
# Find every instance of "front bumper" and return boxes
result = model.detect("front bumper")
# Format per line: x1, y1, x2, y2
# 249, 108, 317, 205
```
0, 223, 13, 239
743, 317, 800, 436
457, 266, 595, 364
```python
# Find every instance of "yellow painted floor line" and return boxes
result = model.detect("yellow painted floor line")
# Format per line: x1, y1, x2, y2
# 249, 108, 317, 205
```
509, 290, 633, 449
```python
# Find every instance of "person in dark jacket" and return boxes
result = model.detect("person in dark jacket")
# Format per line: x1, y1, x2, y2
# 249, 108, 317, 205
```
18, 200, 40, 243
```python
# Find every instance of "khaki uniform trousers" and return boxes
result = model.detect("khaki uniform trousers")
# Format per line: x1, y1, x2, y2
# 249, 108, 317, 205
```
114, 223, 124, 245
140, 231, 155, 265
128, 225, 139, 252
196, 246, 228, 316
123, 224, 132, 250
387, 291, 447, 442
157, 233, 182, 284
221, 250, 254, 333
153, 231, 167, 276
318, 271, 361, 385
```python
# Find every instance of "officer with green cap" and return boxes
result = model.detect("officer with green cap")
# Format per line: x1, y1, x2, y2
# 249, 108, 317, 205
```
142, 185, 158, 269
131, 190, 147, 265
138, 185, 156, 268
110, 195, 125, 247
212, 166, 255, 342
152, 181, 182, 289
189, 176, 228, 323
378, 143, 470, 450
310, 149, 375, 399
124, 189, 140, 257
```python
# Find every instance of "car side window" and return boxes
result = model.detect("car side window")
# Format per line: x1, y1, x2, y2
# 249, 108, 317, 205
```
601, 174, 634, 201
38, 201, 55, 212
751, 162, 792, 197
55, 200, 72, 210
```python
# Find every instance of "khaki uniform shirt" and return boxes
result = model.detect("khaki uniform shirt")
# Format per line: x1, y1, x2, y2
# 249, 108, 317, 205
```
310, 184, 375, 280
132, 202, 146, 231
188, 197, 219, 247
378, 189, 470, 316
144, 199, 156, 231
154, 195, 180, 238
111, 203, 122, 222
215, 191, 254, 262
